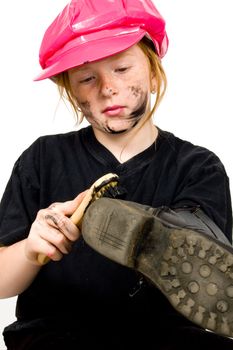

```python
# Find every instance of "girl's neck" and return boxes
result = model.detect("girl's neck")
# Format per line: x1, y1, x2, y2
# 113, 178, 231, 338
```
92, 119, 158, 163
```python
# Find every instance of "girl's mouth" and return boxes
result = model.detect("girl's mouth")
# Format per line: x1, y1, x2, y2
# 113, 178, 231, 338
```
102, 105, 125, 116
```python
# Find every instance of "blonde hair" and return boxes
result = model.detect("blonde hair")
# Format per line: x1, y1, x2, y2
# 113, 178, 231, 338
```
137, 37, 167, 123
53, 37, 167, 124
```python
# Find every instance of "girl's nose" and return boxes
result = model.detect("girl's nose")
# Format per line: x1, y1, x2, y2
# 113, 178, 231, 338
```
100, 74, 118, 97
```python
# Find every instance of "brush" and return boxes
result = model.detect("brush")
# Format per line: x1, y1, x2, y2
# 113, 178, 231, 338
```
37, 173, 125, 265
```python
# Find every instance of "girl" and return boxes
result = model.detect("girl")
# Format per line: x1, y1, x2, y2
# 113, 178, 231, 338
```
0, 0, 232, 349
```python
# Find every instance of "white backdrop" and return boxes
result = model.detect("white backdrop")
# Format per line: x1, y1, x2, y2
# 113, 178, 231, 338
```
0, 1, 232, 348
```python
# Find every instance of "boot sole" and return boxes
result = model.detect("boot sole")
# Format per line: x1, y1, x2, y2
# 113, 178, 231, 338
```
82, 198, 233, 339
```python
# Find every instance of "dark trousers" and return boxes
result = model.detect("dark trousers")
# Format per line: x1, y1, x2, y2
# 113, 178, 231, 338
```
4, 326, 233, 350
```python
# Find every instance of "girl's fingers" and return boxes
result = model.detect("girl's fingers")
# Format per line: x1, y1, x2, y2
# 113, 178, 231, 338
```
48, 190, 88, 217
38, 209, 81, 242
25, 193, 87, 264
39, 224, 73, 255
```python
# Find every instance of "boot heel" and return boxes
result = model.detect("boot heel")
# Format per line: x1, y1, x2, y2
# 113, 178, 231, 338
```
82, 198, 154, 267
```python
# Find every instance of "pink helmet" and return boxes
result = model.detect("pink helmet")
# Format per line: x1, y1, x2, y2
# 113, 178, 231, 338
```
34, 0, 168, 81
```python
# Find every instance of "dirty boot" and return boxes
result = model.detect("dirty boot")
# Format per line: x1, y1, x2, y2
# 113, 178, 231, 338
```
81, 197, 233, 339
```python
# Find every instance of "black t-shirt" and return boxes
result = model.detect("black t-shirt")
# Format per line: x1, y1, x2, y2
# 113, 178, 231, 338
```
0, 126, 232, 336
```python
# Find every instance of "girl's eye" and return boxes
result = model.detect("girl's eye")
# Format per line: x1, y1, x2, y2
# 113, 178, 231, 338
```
79, 76, 95, 83
115, 67, 129, 73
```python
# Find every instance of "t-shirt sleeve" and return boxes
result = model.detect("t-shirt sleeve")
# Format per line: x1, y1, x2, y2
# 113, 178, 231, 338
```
172, 150, 232, 243
0, 146, 40, 246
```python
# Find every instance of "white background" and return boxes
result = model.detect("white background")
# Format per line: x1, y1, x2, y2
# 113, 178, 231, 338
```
0, 1, 232, 348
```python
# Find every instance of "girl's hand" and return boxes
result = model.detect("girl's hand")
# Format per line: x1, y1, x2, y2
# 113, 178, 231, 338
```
25, 191, 87, 265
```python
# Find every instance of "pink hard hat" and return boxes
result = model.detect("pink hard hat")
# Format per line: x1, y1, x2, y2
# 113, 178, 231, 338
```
34, 0, 168, 81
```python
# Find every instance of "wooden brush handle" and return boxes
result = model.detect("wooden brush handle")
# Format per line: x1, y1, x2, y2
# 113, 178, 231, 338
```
69, 185, 96, 226
37, 173, 118, 265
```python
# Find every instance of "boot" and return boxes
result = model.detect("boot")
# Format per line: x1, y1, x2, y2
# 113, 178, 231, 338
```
81, 197, 233, 339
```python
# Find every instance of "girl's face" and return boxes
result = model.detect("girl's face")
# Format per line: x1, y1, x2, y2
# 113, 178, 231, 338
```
68, 44, 156, 135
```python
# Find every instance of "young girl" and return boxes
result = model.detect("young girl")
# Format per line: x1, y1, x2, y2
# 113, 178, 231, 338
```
0, 0, 232, 349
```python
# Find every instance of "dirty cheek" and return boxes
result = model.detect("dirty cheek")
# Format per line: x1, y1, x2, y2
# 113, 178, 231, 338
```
80, 100, 104, 128
80, 101, 93, 119
127, 85, 149, 121
129, 86, 143, 98
130, 94, 148, 121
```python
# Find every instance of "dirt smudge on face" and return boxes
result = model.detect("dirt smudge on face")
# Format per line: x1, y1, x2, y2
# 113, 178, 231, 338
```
129, 93, 148, 121
129, 86, 143, 98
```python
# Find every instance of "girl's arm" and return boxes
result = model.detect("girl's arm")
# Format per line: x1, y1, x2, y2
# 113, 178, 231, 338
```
0, 193, 86, 299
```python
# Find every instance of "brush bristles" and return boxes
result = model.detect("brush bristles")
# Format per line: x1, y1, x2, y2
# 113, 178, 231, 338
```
94, 176, 119, 193
91, 181, 125, 201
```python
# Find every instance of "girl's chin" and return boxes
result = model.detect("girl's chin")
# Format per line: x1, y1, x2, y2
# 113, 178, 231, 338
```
106, 120, 134, 133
